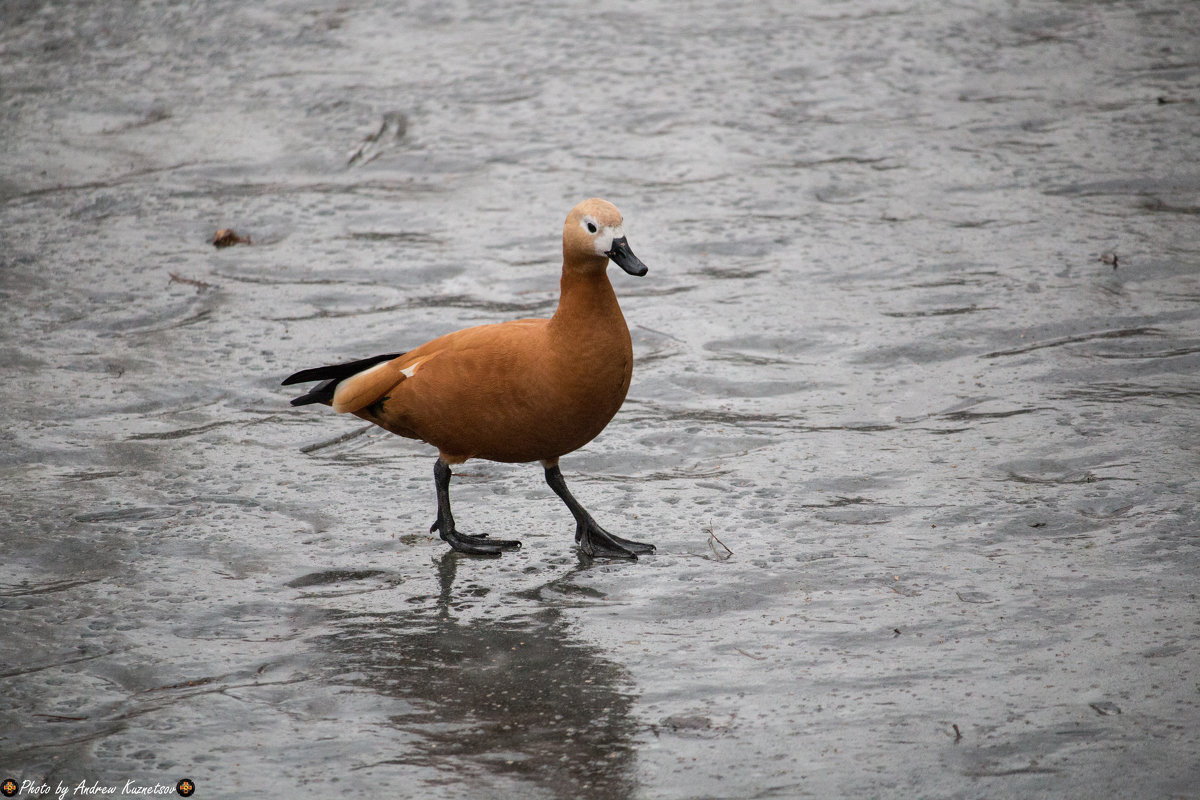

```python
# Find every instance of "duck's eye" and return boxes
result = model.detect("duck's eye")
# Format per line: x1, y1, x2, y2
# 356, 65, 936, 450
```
587, 222, 597, 233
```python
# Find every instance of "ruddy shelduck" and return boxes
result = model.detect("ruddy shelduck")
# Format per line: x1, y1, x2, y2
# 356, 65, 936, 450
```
283, 198, 655, 559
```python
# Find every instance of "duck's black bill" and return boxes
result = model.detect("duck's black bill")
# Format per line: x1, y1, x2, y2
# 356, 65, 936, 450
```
606, 236, 648, 276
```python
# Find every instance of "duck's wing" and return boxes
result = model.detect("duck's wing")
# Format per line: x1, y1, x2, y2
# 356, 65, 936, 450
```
289, 319, 549, 412
282, 352, 405, 407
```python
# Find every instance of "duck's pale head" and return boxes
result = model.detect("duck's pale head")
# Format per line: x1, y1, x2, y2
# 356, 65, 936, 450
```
563, 198, 648, 277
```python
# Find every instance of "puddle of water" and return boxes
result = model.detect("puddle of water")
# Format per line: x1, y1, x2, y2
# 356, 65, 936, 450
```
3, 0, 1199, 797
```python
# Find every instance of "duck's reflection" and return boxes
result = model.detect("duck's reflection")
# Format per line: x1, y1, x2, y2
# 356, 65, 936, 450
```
316, 552, 639, 797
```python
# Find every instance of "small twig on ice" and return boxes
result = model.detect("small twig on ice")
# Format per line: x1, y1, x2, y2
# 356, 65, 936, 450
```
706, 521, 733, 561
169, 272, 214, 291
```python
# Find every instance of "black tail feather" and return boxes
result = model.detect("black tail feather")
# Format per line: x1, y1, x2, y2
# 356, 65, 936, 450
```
290, 379, 339, 406
283, 352, 405, 406
282, 352, 405, 386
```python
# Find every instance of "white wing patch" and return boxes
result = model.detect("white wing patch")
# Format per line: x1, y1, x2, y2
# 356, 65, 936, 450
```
358, 361, 392, 380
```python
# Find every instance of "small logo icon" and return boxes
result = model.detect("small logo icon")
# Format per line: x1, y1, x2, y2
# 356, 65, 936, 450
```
175, 778, 195, 797
1, 779, 17, 798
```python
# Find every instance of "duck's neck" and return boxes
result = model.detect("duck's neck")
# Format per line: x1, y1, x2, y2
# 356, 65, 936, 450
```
550, 267, 625, 330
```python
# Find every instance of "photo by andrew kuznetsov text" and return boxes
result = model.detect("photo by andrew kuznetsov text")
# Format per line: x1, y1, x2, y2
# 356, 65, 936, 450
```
1, 779, 194, 799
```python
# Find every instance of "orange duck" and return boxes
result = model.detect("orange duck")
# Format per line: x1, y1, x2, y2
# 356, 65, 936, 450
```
283, 198, 655, 559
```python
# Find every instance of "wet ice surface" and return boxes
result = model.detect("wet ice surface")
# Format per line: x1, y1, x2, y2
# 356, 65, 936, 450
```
2, 0, 1199, 796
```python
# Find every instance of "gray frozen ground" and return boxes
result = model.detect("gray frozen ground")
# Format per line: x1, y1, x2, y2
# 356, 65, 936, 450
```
2, 0, 1198, 797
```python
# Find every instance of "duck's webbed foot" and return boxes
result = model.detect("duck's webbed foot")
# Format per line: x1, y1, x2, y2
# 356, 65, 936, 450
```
578, 523, 656, 556
545, 465, 655, 560
428, 517, 521, 554
431, 459, 521, 556
575, 518, 655, 559
442, 527, 521, 556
